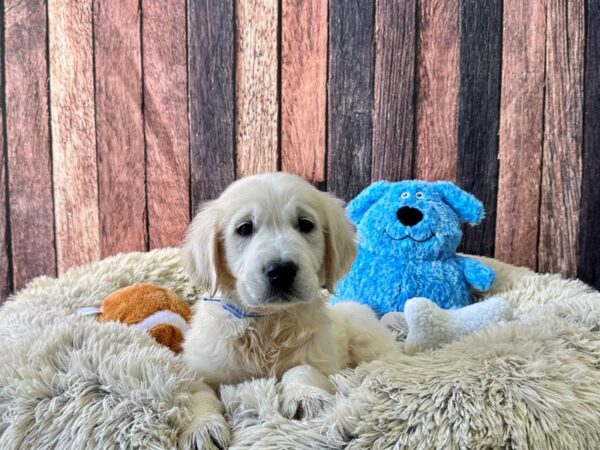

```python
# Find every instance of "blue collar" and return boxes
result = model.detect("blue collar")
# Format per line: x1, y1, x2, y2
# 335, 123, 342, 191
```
203, 297, 275, 319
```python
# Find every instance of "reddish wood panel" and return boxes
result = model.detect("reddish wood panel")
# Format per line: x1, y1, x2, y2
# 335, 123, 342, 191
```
0, 57, 9, 301
5, 0, 56, 290
142, 0, 190, 248
579, 0, 600, 289
187, 0, 235, 206
327, 0, 375, 201
48, 0, 100, 273
235, 0, 279, 177
94, 0, 146, 257
372, 0, 416, 182
414, 0, 459, 181
281, 0, 327, 184
538, 0, 584, 277
495, 0, 546, 269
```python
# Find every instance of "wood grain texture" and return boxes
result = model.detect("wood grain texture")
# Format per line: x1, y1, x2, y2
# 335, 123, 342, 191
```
456, 0, 502, 257
579, 0, 600, 288
281, 0, 327, 184
538, 0, 584, 276
414, 0, 459, 181
495, 0, 546, 269
94, 0, 146, 257
0, 17, 10, 301
327, 0, 375, 200
142, 0, 189, 248
372, 0, 416, 182
5, 0, 56, 290
188, 0, 235, 207
235, 0, 278, 177
49, 0, 100, 272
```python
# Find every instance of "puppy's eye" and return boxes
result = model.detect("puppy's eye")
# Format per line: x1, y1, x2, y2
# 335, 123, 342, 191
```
236, 222, 253, 237
298, 218, 314, 233
401, 192, 409, 198
416, 192, 424, 199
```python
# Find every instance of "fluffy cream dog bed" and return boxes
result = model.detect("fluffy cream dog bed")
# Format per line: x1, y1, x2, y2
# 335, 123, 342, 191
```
1, 249, 600, 449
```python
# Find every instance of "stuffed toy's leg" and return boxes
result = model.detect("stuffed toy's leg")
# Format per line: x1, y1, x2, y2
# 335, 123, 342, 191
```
381, 296, 511, 354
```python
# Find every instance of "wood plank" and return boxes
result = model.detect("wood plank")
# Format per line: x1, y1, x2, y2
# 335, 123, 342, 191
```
0, 25, 10, 301
188, 0, 235, 206
413, 0, 459, 181
456, 0, 502, 257
5, 0, 56, 290
281, 0, 327, 185
48, 0, 100, 272
142, 0, 190, 248
327, 0, 375, 201
94, 0, 146, 257
372, 0, 416, 182
579, 0, 600, 289
494, 0, 546, 269
538, 0, 584, 277
235, 0, 278, 177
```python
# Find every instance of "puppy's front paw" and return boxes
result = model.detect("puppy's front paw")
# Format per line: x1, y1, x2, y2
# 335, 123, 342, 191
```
280, 386, 334, 420
179, 414, 231, 450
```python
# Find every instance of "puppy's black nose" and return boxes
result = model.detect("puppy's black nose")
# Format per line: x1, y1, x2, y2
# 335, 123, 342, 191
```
264, 261, 298, 291
396, 206, 423, 227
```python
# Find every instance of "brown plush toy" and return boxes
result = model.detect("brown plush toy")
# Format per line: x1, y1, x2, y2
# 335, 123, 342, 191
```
82, 283, 192, 353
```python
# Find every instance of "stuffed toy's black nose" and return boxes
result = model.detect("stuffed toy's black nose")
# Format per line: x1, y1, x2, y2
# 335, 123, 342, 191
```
265, 261, 298, 291
396, 207, 424, 227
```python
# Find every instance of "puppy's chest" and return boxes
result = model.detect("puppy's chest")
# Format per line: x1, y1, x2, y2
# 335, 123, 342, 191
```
232, 323, 319, 377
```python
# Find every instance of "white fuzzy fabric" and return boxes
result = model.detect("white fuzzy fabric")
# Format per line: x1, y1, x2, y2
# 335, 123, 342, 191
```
2, 249, 600, 449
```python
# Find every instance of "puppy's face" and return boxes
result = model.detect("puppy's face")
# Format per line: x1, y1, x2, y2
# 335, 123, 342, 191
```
183, 173, 356, 309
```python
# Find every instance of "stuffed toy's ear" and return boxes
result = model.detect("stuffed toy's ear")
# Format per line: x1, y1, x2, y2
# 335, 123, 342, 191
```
346, 181, 391, 224
435, 181, 484, 225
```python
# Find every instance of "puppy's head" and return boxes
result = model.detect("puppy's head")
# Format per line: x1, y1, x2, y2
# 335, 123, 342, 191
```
183, 173, 356, 309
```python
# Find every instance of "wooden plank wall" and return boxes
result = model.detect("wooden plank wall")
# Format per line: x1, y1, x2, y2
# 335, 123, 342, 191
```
0, 0, 599, 301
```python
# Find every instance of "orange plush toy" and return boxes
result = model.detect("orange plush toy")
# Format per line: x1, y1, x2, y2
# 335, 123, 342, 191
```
79, 284, 192, 353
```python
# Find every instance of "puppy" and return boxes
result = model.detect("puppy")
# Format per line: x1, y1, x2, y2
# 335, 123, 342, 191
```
180, 172, 395, 449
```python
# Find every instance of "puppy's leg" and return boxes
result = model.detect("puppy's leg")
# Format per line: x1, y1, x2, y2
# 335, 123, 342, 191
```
331, 301, 396, 364
280, 364, 334, 420
179, 379, 230, 450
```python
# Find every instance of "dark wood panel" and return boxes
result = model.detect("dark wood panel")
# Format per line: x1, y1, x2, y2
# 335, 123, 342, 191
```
414, 0, 459, 181
188, 0, 235, 207
48, 0, 100, 272
235, 0, 278, 177
5, 0, 56, 290
327, 0, 375, 201
579, 0, 600, 288
495, 0, 546, 269
372, 0, 416, 182
539, 0, 584, 277
94, 0, 146, 257
456, 0, 502, 257
0, 10, 10, 301
281, 0, 327, 184
142, 0, 190, 248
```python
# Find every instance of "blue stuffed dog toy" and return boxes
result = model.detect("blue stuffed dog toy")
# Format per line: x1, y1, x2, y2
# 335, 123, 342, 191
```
332, 180, 496, 316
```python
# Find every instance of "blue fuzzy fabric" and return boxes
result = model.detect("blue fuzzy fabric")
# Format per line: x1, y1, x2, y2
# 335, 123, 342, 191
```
332, 180, 496, 316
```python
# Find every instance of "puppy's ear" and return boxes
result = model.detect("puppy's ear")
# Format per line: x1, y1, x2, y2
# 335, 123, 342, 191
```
346, 181, 391, 224
435, 181, 484, 225
182, 201, 224, 296
320, 192, 357, 293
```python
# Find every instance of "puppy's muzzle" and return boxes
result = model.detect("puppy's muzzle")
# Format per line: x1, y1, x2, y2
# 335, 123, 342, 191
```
264, 260, 298, 292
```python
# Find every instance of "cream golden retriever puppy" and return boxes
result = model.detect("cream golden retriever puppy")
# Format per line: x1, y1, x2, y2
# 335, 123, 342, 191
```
180, 172, 395, 449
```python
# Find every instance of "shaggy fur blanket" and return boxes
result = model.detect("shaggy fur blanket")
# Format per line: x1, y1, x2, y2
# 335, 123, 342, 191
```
1, 249, 600, 449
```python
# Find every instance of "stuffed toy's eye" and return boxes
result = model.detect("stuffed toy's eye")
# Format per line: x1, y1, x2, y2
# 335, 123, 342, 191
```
401, 192, 409, 198
236, 222, 254, 237
298, 217, 314, 233
416, 192, 424, 199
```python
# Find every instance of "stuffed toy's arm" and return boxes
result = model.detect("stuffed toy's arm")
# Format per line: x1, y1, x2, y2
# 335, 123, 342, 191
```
457, 256, 496, 292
